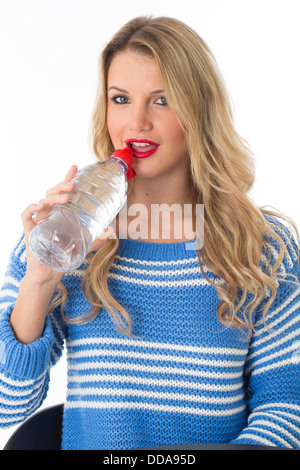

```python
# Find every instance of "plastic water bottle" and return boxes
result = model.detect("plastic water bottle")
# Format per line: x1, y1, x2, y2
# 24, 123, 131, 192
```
29, 147, 134, 272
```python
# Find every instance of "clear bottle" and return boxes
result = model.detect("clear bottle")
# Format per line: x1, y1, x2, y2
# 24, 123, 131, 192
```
29, 148, 134, 272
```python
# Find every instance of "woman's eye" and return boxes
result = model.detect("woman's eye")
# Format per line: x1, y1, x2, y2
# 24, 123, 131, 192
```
155, 96, 168, 106
112, 95, 129, 104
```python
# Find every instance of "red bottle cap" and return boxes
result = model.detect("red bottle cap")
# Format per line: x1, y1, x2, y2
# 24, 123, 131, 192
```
111, 147, 135, 180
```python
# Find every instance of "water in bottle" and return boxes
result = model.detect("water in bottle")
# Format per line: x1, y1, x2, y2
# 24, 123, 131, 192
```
29, 147, 134, 272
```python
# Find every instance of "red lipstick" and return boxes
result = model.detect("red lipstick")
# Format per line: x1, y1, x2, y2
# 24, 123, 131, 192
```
125, 139, 159, 159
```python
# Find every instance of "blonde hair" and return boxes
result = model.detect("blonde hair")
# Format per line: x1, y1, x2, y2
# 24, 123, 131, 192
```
51, 16, 299, 335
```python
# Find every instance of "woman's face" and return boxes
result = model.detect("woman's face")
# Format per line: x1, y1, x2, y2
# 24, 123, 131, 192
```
106, 49, 189, 180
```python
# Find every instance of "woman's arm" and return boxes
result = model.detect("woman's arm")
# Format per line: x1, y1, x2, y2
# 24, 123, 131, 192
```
0, 162, 115, 428
9, 165, 112, 344
0, 235, 64, 428
8, 166, 78, 344
231, 223, 300, 448
10, 274, 58, 344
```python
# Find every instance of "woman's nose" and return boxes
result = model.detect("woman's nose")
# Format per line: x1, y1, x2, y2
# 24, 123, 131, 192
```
129, 105, 153, 133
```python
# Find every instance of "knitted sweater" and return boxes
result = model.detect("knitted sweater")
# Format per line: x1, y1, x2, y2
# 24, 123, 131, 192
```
0, 214, 299, 449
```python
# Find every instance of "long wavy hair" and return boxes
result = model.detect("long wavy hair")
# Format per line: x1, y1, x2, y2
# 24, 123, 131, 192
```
51, 16, 299, 335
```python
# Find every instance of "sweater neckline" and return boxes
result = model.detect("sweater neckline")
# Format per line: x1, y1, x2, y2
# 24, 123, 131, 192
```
117, 237, 199, 261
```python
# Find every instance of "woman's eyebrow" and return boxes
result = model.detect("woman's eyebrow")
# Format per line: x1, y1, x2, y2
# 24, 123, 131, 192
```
107, 86, 165, 95
107, 86, 129, 93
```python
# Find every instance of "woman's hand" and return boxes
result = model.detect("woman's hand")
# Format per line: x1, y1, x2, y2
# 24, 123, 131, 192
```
21, 165, 113, 286
11, 166, 114, 344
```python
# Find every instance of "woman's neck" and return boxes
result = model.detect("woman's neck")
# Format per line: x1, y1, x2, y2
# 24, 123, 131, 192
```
116, 172, 196, 243
130, 179, 191, 207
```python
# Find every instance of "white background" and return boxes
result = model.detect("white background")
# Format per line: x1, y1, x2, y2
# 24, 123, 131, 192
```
0, 0, 299, 449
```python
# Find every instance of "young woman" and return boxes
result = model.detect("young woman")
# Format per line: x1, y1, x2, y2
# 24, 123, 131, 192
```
0, 16, 299, 450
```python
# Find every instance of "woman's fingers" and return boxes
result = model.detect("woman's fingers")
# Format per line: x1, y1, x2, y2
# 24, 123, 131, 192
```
21, 203, 41, 230
45, 165, 77, 197
22, 165, 78, 230
45, 181, 76, 197
35, 193, 71, 223
20, 165, 79, 280
64, 164, 78, 183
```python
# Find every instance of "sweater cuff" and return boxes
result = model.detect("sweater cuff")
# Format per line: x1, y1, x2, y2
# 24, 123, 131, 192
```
0, 306, 54, 380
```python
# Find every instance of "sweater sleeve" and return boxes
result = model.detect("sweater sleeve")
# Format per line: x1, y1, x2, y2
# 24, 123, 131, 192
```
231, 219, 300, 448
0, 234, 68, 428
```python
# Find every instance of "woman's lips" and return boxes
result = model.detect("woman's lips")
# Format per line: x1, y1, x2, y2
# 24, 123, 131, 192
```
125, 139, 160, 159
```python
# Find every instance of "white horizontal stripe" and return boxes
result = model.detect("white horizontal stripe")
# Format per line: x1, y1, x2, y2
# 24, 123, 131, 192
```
0, 383, 29, 397
254, 289, 300, 331
249, 417, 300, 446
114, 255, 200, 267
253, 402, 300, 414
0, 289, 18, 299
267, 227, 296, 268
64, 399, 246, 417
14, 237, 25, 256
111, 263, 203, 278
263, 241, 286, 273
0, 301, 14, 310
63, 269, 85, 278
107, 272, 220, 287
0, 392, 46, 424
245, 425, 292, 447
258, 314, 300, 342
248, 314, 300, 365
0, 391, 46, 415
68, 360, 243, 380
67, 386, 245, 405
252, 298, 300, 349
250, 357, 295, 376
67, 336, 247, 357
247, 328, 299, 363
20, 251, 26, 264
0, 374, 46, 397
259, 409, 300, 424
2, 276, 20, 289
0, 369, 46, 387
0, 415, 28, 425
275, 225, 298, 263
246, 342, 300, 375
63, 266, 208, 281
251, 410, 300, 434
63, 259, 90, 277
260, 253, 279, 277
236, 433, 277, 447
68, 372, 243, 392
0, 383, 45, 406
68, 347, 244, 369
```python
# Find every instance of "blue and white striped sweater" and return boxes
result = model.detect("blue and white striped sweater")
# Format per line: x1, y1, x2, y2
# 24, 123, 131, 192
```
0, 215, 300, 449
